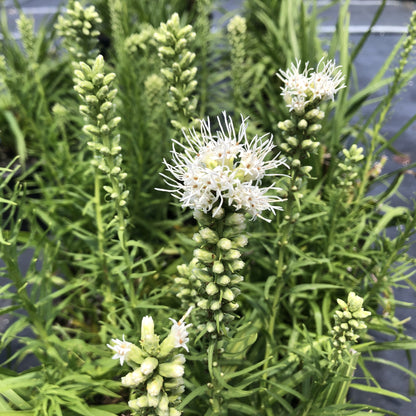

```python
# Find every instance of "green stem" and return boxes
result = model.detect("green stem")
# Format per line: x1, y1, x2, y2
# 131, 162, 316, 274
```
94, 167, 107, 280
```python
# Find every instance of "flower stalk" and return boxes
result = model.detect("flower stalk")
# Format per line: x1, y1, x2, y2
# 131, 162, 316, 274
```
108, 310, 192, 416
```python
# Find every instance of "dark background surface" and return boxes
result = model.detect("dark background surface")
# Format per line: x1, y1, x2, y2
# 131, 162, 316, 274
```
1, 0, 416, 414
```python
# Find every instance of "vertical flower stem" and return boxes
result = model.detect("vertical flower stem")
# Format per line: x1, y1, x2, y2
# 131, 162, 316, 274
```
93, 167, 107, 280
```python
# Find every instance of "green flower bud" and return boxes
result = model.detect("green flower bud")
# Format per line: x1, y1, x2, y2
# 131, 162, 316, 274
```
147, 374, 164, 396
193, 268, 213, 283
223, 249, 241, 260
301, 139, 314, 149
307, 123, 322, 134
212, 261, 224, 274
159, 362, 185, 378
292, 159, 301, 168
141, 357, 159, 375
147, 393, 161, 408
230, 260, 245, 271
222, 288, 235, 302
122, 367, 149, 386
217, 238, 233, 251
129, 395, 148, 410
210, 300, 221, 311
217, 275, 231, 286
298, 119, 308, 130
197, 299, 209, 309
206, 282, 219, 296
286, 136, 298, 147
225, 213, 245, 226
305, 108, 320, 120
192, 232, 203, 244
233, 235, 248, 248
347, 292, 363, 313
194, 249, 215, 264
206, 321, 216, 332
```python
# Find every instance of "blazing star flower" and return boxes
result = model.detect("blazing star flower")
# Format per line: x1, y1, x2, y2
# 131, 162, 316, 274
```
169, 306, 193, 352
158, 112, 288, 221
309, 58, 346, 102
107, 335, 132, 366
277, 58, 345, 114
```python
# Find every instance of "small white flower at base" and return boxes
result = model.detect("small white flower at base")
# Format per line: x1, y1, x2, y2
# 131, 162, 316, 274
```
169, 306, 193, 352
107, 335, 132, 366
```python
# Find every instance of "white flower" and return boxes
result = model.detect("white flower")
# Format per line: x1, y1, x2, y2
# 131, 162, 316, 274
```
277, 58, 345, 114
141, 315, 155, 340
158, 111, 288, 220
107, 335, 132, 366
309, 58, 346, 102
169, 306, 193, 352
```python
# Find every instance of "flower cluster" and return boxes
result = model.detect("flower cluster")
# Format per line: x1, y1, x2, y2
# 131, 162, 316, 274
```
55, 0, 102, 65
159, 111, 288, 222
331, 292, 371, 355
337, 144, 365, 189
73, 55, 128, 210
175, 211, 249, 333
277, 58, 346, 115
107, 309, 192, 416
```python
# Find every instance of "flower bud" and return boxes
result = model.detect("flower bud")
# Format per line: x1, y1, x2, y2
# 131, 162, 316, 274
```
210, 300, 221, 311
286, 136, 298, 147
147, 393, 161, 408
225, 213, 245, 226
307, 123, 322, 134
140, 357, 158, 375
122, 368, 147, 386
212, 261, 224, 274
222, 288, 235, 302
141, 316, 155, 339
194, 249, 215, 264
223, 249, 241, 260
230, 260, 245, 271
128, 396, 148, 410
193, 268, 212, 283
206, 321, 216, 333
159, 362, 185, 378
298, 119, 308, 130
347, 292, 363, 313
217, 275, 231, 286
217, 238, 233, 251
147, 375, 164, 396
206, 282, 219, 296
233, 235, 248, 248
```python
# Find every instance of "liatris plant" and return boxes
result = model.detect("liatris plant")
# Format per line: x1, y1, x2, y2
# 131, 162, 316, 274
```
276, 58, 346, 183
158, 111, 288, 413
331, 292, 372, 357
159, 112, 288, 333
108, 308, 192, 416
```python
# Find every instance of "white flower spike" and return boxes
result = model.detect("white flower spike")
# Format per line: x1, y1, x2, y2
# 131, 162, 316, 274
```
277, 58, 345, 114
158, 112, 288, 222
169, 306, 193, 352
107, 335, 132, 366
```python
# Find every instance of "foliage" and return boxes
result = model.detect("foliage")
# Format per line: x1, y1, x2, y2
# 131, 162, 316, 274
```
0, 0, 415, 415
